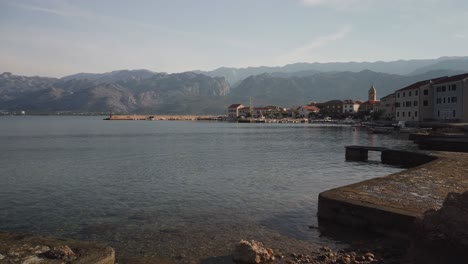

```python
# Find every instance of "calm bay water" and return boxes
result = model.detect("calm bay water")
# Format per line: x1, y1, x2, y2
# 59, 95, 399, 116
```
0, 116, 414, 262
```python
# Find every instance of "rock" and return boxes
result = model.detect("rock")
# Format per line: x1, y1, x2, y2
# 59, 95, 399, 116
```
232, 240, 274, 264
419, 191, 468, 249
0, 253, 4, 260
43, 245, 77, 261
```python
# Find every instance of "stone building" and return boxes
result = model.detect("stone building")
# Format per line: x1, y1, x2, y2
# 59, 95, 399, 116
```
432, 73, 468, 122
358, 85, 380, 112
375, 93, 396, 120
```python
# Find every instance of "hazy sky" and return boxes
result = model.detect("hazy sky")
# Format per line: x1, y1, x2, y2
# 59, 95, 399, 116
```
1, 0, 467, 77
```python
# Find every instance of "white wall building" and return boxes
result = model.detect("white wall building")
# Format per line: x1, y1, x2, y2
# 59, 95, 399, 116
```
432, 73, 468, 122
227, 104, 244, 118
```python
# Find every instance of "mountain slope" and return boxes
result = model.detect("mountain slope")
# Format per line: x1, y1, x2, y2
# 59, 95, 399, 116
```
200, 56, 468, 85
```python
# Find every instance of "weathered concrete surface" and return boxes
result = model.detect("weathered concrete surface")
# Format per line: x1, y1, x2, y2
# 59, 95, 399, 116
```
318, 152, 468, 236
0, 232, 115, 264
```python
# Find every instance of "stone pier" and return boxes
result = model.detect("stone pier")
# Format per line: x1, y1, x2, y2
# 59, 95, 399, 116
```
319, 150, 468, 236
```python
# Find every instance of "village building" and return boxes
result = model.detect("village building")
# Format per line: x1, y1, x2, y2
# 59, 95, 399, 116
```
296, 105, 320, 118
227, 104, 244, 118
342, 100, 361, 114
317, 100, 344, 116
358, 85, 380, 112
432, 73, 468, 122
236, 105, 285, 118
394, 77, 447, 122
375, 93, 396, 120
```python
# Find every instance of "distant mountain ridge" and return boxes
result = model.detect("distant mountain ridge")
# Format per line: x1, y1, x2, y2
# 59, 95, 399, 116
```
1, 56, 468, 114
198, 56, 468, 85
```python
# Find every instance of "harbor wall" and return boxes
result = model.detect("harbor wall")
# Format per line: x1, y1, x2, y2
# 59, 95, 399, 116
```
318, 151, 468, 237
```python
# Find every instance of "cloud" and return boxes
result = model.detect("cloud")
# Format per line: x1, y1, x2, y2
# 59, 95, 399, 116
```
274, 25, 352, 65
6, 1, 193, 36
455, 33, 466, 39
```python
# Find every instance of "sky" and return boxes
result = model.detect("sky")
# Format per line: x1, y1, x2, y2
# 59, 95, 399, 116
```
1, 0, 468, 77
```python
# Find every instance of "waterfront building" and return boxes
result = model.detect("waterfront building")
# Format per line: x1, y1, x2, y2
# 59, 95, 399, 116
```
296, 105, 320, 118
318, 100, 344, 117
342, 100, 361, 114
227, 104, 244, 118
237, 105, 285, 118
395, 80, 432, 122
358, 85, 380, 112
394, 77, 448, 122
375, 93, 395, 120
432, 73, 468, 122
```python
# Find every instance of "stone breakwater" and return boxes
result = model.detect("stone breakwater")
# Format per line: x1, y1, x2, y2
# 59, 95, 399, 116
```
318, 150, 468, 236
105, 114, 223, 121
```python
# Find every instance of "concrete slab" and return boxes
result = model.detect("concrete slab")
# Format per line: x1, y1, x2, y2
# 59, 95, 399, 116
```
318, 152, 468, 236
0, 232, 115, 264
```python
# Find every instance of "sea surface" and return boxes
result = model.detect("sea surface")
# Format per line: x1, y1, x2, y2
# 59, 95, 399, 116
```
0, 116, 416, 262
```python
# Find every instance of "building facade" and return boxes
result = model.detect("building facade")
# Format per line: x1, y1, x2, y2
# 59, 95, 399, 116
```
432, 73, 468, 122
227, 104, 244, 118
395, 77, 447, 122
318, 100, 344, 116
395, 81, 425, 122
296, 105, 320, 118
375, 93, 395, 120
342, 100, 360, 114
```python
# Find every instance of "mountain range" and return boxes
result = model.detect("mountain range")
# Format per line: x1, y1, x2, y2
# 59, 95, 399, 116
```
1, 57, 468, 114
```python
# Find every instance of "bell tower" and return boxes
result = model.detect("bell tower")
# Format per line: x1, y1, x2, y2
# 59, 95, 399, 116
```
368, 85, 377, 101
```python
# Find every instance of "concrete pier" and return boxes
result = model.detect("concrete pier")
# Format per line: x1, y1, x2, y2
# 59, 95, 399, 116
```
318, 150, 468, 236
345, 146, 388, 161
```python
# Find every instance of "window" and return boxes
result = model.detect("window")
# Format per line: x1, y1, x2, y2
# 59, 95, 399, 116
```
442, 86, 446, 92
453, 110, 456, 118
409, 91, 412, 96
415, 111, 418, 117
403, 92, 406, 97
397, 93, 400, 98
402, 112, 405, 117
436, 98, 441, 104
408, 112, 411, 117
415, 90, 418, 96
414, 101, 418, 106
438, 110, 440, 117
443, 97, 446, 103
448, 97, 451, 103
424, 89, 428, 95
437, 87, 441, 92
452, 97, 457, 103
423, 100, 428, 106
397, 112, 399, 117
452, 84, 457, 91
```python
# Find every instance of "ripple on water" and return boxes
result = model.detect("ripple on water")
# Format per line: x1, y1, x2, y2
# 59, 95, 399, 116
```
0, 117, 411, 262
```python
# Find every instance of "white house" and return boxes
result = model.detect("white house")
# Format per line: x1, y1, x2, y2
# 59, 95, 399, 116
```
342, 100, 360, 114
227, 104, 244, 118
296, 105, 320, 118
432, 73, 468, 122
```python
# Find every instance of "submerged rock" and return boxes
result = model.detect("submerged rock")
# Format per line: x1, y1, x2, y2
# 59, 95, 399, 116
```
232, 240, 275, 263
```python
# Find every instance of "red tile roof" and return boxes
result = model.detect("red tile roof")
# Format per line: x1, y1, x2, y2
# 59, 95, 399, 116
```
301, 105, 320, 112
